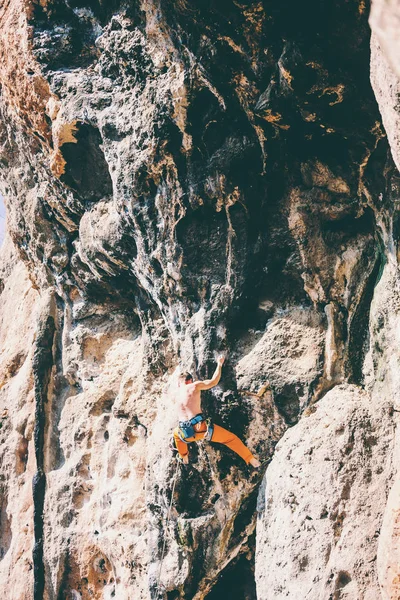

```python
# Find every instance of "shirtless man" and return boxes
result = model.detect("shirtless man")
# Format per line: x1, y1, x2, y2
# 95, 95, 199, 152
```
173, 356, 260, 468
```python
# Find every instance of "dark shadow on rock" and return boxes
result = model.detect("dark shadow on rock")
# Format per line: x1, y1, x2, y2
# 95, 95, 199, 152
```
60, 123, 113, 202
204, 548, 257, 600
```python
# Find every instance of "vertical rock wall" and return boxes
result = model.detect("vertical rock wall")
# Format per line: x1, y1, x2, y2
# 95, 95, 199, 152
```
256, 2, 400, 599
0, 0, 399, 598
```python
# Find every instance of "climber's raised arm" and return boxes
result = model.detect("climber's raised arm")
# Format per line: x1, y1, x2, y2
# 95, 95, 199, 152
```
195, 356, 225, 390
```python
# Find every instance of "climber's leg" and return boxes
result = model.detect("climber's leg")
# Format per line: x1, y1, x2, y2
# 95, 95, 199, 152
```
173, 427, 192, 462
175, 421, 260, 467
210, 424, 255, 464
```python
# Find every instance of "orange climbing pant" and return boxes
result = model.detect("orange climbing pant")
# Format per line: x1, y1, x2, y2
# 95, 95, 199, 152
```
173, 420, 254, 464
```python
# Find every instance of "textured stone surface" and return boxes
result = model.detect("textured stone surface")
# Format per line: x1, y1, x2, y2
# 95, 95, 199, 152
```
370, 33, 400, 175
370, 0, 400, 79
368, 9, 400, 598
0, 0, 400, 599
235, 308, 325, 424
0, 237, 40, 600
256, 384, 396, 599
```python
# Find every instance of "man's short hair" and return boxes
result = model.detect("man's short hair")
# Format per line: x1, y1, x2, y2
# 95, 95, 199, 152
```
179, 371, 193, 382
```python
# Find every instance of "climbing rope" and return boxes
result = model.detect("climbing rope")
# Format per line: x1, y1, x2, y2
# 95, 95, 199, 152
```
155, 458, 180, 599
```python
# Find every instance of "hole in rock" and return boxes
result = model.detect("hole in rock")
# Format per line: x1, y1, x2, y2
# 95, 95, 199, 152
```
334, 570, 352, 598
274, 382, 302, 425
60, 123, 113, 202
205, 552, 256, 600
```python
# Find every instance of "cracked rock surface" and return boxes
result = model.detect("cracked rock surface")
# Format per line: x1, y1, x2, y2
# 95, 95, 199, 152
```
0, 0, 400, 598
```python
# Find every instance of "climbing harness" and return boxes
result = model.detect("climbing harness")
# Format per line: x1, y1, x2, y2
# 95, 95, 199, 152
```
177, 413, 204, 441
155, 459, 180, 598
177, 413, 214, 443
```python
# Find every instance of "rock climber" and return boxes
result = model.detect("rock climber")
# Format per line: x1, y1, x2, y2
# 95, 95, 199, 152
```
173, 356, 260, 468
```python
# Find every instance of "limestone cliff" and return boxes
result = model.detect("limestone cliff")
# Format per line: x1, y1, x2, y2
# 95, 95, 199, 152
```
0, 0, 399, 599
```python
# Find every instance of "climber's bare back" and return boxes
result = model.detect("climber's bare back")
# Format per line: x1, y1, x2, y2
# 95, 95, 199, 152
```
177, 382, 202, 421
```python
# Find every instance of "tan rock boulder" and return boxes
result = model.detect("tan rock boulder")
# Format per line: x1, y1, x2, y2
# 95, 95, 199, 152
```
256, 384, 396, 600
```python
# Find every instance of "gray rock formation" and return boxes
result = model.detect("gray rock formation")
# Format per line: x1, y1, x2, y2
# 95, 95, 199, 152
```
0, 0, 400, 598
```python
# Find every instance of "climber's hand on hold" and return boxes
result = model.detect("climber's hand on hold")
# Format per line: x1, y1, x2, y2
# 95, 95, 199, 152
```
196, 355, 225, 390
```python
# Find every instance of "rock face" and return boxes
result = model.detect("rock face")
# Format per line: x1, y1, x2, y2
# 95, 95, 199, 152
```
256, 384, 396, 599
0, 0, 400, 599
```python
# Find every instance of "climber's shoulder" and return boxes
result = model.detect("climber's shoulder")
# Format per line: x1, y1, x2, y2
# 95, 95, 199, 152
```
180, 380, 203, 392
192, 380, 208, 391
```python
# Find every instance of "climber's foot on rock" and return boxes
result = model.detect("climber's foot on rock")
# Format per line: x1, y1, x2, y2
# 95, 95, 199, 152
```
249, 457, 261, 468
